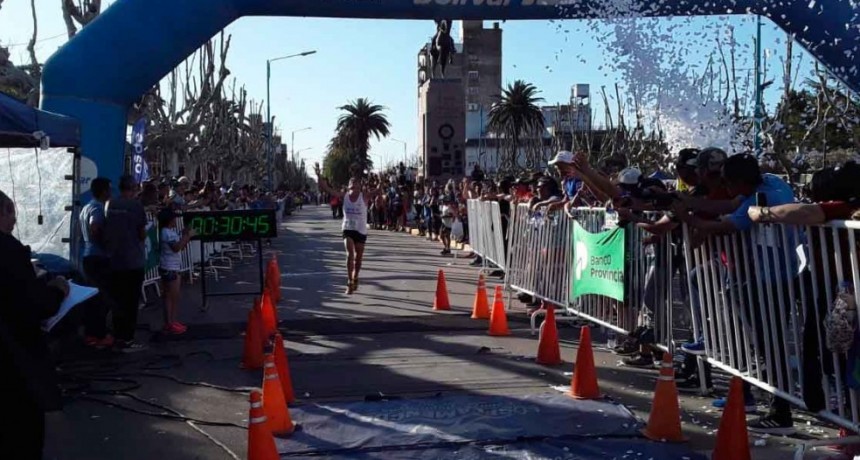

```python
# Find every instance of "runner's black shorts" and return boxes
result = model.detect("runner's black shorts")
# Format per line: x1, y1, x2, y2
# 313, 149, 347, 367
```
342, 230, 368, 244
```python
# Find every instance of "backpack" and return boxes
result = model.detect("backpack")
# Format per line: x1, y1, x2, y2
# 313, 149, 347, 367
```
825, 283, 856, 353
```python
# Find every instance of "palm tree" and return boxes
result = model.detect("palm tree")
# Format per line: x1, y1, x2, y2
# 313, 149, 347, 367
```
334, 98, 391, 174
487, 80, 545, 172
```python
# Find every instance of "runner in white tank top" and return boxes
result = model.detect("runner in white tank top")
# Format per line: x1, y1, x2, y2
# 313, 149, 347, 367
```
315, 163, 381, 294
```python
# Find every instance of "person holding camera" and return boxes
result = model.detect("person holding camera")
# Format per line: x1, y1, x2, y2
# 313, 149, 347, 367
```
0, 190, 70, 458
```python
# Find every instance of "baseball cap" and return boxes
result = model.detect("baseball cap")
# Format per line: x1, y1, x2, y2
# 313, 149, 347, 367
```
675, 148, 700, 168
177, 176, 191, 185
548, 150, 574, 165
616, 167, 642, 186
697, 148, 728, 173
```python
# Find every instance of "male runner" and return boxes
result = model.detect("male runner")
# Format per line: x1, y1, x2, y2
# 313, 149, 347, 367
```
315, 163, 380, 294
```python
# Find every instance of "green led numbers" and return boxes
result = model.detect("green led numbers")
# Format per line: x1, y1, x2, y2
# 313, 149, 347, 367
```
230, 216, 242, 235
257, 215, 270, 234
183, 210, 275, 241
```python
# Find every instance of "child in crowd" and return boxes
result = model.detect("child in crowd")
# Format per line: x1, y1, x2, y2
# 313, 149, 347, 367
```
157, 208, 195, 335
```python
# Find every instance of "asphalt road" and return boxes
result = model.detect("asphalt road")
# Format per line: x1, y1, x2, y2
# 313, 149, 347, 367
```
43, 205, 843, 460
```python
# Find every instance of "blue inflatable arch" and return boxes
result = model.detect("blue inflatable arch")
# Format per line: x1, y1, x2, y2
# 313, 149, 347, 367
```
41, 0, 860, 194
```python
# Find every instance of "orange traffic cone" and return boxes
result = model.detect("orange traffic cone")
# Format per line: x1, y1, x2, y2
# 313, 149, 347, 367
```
569, 326, 600, 399
272, 332, 296, 404
262, 354, 295, 436
247, 390, 279, 460
487, 285, 511, 336
240, 305, 264, 370
433, 269, 451, 311
536, 303, 562, 365
261, 292, 279, 340
641, 352, 686, 442
712, 377, 751, 460
268, 255, 281, 303
470, 274, 490, 319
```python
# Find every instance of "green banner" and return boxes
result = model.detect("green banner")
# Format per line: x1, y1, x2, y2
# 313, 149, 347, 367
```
570, 221, 625, 302
144, 223, 160, 272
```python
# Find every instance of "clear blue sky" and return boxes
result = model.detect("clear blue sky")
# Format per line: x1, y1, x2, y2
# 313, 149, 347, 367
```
1, 2, 814, 169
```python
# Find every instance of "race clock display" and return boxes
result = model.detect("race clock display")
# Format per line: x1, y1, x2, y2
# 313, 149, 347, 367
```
183, 209, 278, 242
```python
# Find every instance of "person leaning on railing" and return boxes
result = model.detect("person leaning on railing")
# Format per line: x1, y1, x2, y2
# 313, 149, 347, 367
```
562, 152, 658, 359
674, 153, 799, 435
749, 162, 860, 419
749, 161, 860, 225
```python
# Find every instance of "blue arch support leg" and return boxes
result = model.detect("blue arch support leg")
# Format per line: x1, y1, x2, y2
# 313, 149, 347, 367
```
42, 0, 860, 203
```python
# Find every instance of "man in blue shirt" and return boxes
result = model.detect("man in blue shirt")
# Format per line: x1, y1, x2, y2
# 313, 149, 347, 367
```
79, 178, 113, 347
677, 153, 797, 435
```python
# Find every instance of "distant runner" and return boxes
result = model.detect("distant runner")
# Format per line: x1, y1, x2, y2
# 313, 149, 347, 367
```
315, 163, 380, 294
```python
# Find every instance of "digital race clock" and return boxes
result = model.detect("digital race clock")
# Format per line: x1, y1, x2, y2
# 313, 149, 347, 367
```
183, 209, 278, 242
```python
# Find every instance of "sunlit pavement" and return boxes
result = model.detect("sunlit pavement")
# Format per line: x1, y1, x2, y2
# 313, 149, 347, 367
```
44, 205, 841, 460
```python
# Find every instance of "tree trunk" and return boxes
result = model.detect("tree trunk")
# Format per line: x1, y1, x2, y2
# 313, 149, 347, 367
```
25, 0, 40, 107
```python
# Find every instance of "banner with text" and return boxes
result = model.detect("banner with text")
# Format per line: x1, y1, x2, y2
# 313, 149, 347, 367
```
132, 117, 149, 184
571, 221, 625, 302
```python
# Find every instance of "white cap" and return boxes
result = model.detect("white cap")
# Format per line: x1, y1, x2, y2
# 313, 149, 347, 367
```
548, 150, 574, 165
177, 176, 191, 185
616, 167, 642, 185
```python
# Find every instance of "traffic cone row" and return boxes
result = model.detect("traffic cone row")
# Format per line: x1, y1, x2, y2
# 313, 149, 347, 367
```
436, 270, 752, 454
241, 294, 281, 370
240, 280, 297, 457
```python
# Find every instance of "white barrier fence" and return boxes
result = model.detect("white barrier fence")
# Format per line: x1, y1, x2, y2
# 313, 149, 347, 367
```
466, 200, 507, 272
686, 220, 860, 432
485, 201, 860, 434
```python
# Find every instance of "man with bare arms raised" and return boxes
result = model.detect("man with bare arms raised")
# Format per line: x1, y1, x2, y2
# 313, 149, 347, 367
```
315, 163, 381, 294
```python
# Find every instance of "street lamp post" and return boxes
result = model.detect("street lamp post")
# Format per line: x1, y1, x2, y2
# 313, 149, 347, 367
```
291, 127, 312, 157
390, 138, 407, 164
266, 50, 317, 189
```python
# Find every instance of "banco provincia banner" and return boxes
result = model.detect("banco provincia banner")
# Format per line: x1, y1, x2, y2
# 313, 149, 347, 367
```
570, 221, 625, 302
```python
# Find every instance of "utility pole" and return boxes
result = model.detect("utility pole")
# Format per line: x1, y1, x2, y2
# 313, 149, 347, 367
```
265, 50, 317, 189
754, 15, 764, 158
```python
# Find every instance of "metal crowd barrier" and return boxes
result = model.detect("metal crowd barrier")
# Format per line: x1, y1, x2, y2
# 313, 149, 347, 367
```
504, 204, 676, 344
686, 220, 860, 435
497, 200, 860, 437
466, 199, 507, 272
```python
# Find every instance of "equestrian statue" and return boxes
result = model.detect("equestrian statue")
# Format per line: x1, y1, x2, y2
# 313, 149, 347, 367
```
430, 19, 456, 78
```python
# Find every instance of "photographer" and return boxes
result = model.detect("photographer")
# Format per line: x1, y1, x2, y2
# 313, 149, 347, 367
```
0, 190, 69, 457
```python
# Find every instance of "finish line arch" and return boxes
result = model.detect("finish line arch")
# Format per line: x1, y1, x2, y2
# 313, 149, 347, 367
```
41, 0, 860, 195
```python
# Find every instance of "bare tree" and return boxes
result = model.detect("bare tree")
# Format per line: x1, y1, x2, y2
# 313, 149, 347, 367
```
61, 0, 102, 38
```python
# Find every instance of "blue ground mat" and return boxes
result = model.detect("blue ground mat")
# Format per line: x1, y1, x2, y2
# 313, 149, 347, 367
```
283, 438, 707, 459
275, 393, 705, 459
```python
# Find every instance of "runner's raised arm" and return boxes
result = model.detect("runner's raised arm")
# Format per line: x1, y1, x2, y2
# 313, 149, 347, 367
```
315, 163, 343, 199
